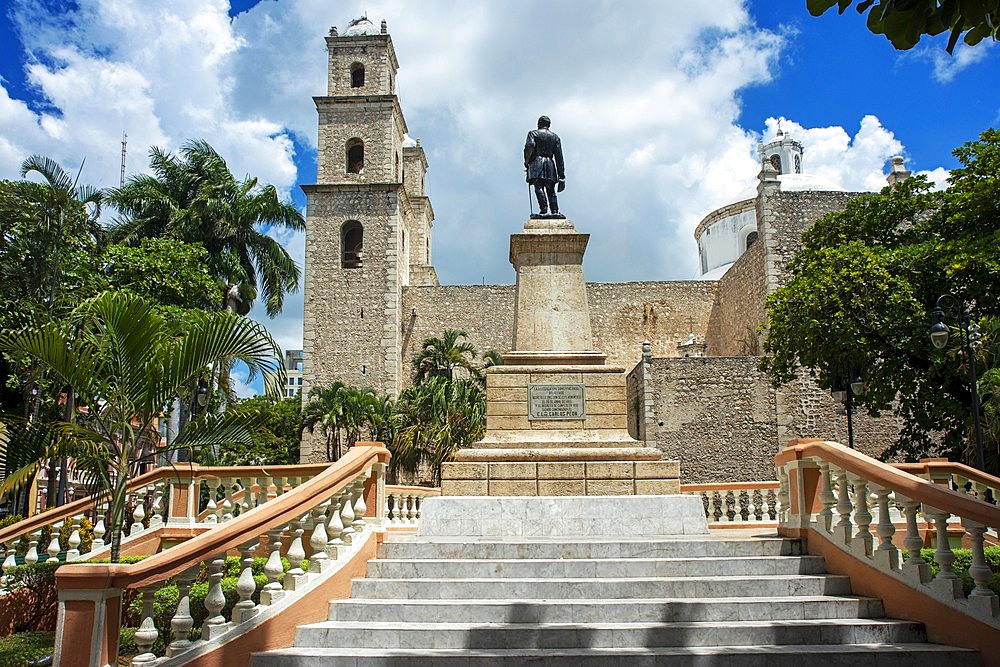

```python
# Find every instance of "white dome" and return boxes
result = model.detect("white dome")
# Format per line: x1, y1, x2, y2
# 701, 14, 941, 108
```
343, 17, 378, 36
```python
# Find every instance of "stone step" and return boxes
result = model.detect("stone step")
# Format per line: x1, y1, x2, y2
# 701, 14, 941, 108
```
252, 643, 976, 667
365, 555, 827, 578
292, 618, 927, 650
348, 574, 853, 599
378, 536, 798, 560
327, 595, 886, 623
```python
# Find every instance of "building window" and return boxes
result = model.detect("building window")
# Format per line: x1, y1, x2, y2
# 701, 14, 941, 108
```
346, 139, 364, 174
342, 220, 364, 268
769, 154, 782, 174
351, 63, 365, 88
745, 231, 758, 250
794, 154, 802, 174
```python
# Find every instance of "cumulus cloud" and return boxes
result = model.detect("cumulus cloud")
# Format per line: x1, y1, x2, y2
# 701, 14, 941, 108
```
930, 41, 993, 84
0, 0, 965, 395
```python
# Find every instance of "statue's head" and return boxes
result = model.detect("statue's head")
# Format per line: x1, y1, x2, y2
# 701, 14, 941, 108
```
537, 115, 551, 129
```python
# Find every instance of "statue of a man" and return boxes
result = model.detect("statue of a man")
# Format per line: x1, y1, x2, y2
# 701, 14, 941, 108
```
524, 115, 565, 218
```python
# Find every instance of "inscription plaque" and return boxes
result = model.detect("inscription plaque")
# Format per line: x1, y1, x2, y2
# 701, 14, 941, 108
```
528, 383, 586, 420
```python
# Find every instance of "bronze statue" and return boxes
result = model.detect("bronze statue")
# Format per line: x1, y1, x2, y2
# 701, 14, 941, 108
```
524, 115, 565, 218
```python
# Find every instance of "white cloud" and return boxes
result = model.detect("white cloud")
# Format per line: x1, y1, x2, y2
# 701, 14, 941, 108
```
930, 41, 992, 83
0, 0, 963, 396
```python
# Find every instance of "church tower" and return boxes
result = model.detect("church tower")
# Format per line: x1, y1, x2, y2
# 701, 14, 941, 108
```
301, 17, 436, 460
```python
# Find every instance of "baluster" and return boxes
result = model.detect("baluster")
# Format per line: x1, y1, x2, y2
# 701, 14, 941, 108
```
255, 476, 269, 507
46, 522, 62, 563
166, 568, 198, 656
92, 513, 106, 550
232, 540, 259, 625
923, 506, 963, 599
24, 531, 40, 565
834, 470, 853, 544
340, 486, 357, 544
308, 502, 330, 573
66, 516, 82, 560
149, 483, 164, 526
237, 480, 252, 515
326, 493, 346, 559
961, 518, 1000, 617
130, 587, 159, 665
850, 475, 873, 557
747, 489, 758, 521
776, 468, 790, 523
351, 474, 368, 534
396, 494, 410, 526
204, 490, 219, 524
273, 476, 286, 498
201, 556, 228, 640
261, 528, 285, 604
2, 547, 16, 587
285, 514, 308, 589
698, 491, 710, 521
130, 496, 146, 535
412, 494, 424, 525
896, 496, 931, 584
724, 490, 735, 522
767, 489, 778, 520
221, 479, 235, 521
817, 462, 836, 533
871, 486, 898, 569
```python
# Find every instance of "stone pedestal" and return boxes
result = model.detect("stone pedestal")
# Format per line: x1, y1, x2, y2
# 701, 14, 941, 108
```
441, 218, 679, 496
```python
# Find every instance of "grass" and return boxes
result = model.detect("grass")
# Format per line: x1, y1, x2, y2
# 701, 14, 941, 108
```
0, 631, 54, 667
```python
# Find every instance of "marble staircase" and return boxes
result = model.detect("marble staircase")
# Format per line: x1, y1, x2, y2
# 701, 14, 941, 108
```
250, 532, 976, 665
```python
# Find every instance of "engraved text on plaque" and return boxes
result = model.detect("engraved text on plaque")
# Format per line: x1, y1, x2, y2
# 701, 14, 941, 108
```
528, 383, 586, 420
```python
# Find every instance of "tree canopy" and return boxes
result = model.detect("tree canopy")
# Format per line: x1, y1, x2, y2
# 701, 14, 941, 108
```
808, 0, 1000, 52
106, 140, 304, 317
761, 128, 1000, 470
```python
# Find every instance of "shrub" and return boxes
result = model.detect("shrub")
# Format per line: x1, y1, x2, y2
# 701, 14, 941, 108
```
0, 630, 55, 666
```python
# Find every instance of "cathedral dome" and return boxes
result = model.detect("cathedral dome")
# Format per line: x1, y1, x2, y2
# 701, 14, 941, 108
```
343, 16, 379, 36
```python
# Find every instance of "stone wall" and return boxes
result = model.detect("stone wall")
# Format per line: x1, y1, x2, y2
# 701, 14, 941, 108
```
401, 280, 718, 386
640, 357, 903, 483
705, 240, 766, 356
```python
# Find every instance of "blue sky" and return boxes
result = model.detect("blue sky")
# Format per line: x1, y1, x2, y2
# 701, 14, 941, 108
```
1, 1, 997, 395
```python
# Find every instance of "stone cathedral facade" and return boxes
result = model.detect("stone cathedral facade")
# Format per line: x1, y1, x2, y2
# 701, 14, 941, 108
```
301, 18, 902, 481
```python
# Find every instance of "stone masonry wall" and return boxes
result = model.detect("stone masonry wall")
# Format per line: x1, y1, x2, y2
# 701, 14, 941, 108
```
640, 357, 903, 483
705, 240, 766, 356
401, 281, 718, 386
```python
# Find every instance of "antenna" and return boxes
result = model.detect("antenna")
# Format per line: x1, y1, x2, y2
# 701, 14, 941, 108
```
120, 131, 127, 187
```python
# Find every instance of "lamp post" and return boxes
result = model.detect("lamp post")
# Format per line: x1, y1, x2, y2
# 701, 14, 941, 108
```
831, 370, 865, 449
929, 294, 985, 471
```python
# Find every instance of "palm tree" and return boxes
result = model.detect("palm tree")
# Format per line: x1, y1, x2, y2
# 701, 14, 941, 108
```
0, 291, 283, 561
106, 140, 304, 317
301, 383, 386, 462
391, 376, 485, 484
412, 329, 480, 383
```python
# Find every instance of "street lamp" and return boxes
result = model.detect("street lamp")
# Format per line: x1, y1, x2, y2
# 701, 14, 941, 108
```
929, 294, 985, 471
831, 370, 865, 449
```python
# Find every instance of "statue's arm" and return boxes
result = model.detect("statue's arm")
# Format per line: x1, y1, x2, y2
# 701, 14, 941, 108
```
523, 132, 535, 166
554, 137, 565, 181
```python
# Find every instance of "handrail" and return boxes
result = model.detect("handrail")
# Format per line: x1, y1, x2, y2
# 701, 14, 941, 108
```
57, 444, 390, 591
52, 442, 391, 667
776, 438, 1000, 526
894, 459, 1000, 491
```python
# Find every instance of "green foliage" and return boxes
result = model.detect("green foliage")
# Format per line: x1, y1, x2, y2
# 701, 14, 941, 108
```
411, 329, 481, 384
0, 292, 283, 561
1, 561, 61, 633
0, 631, 55, 666
761, 129, 1000, 469
807, 0, 1000, 52
301, 383, 387, 462
106, 140, 305, 317
902, 546, 1000, 595
215, 394, 301, 465
100, 238, 221, 314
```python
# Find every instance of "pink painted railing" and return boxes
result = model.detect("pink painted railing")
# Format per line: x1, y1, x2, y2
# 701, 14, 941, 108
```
50, 444, 392, 667
775, 438, 1000, 649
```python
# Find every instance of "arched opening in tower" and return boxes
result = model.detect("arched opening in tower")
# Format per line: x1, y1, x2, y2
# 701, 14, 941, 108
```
347, 140, 365, 174
351, 63, 365, 88
342, 221, 364, 268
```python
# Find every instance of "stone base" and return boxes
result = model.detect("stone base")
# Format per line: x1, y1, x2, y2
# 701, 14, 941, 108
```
417, 495, 708, 537
441, 459, 680, 497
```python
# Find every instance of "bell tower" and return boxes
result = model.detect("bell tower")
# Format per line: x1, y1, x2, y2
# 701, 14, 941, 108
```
301, 17, 433, 461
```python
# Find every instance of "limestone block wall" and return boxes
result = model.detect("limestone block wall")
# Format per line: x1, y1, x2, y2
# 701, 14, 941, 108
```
326, 33, 397, 97
640, 357, 903, 483
302, 185, 402, 460
400, 281, 718, 387
705, 240, 766, 356
316, 97, 407, 184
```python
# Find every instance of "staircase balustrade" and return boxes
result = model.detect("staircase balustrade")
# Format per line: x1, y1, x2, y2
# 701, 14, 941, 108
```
681, 482, 780, 524
33, 444, 390, 667
776, 438, 1000, 626
385, 485, 440, 527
